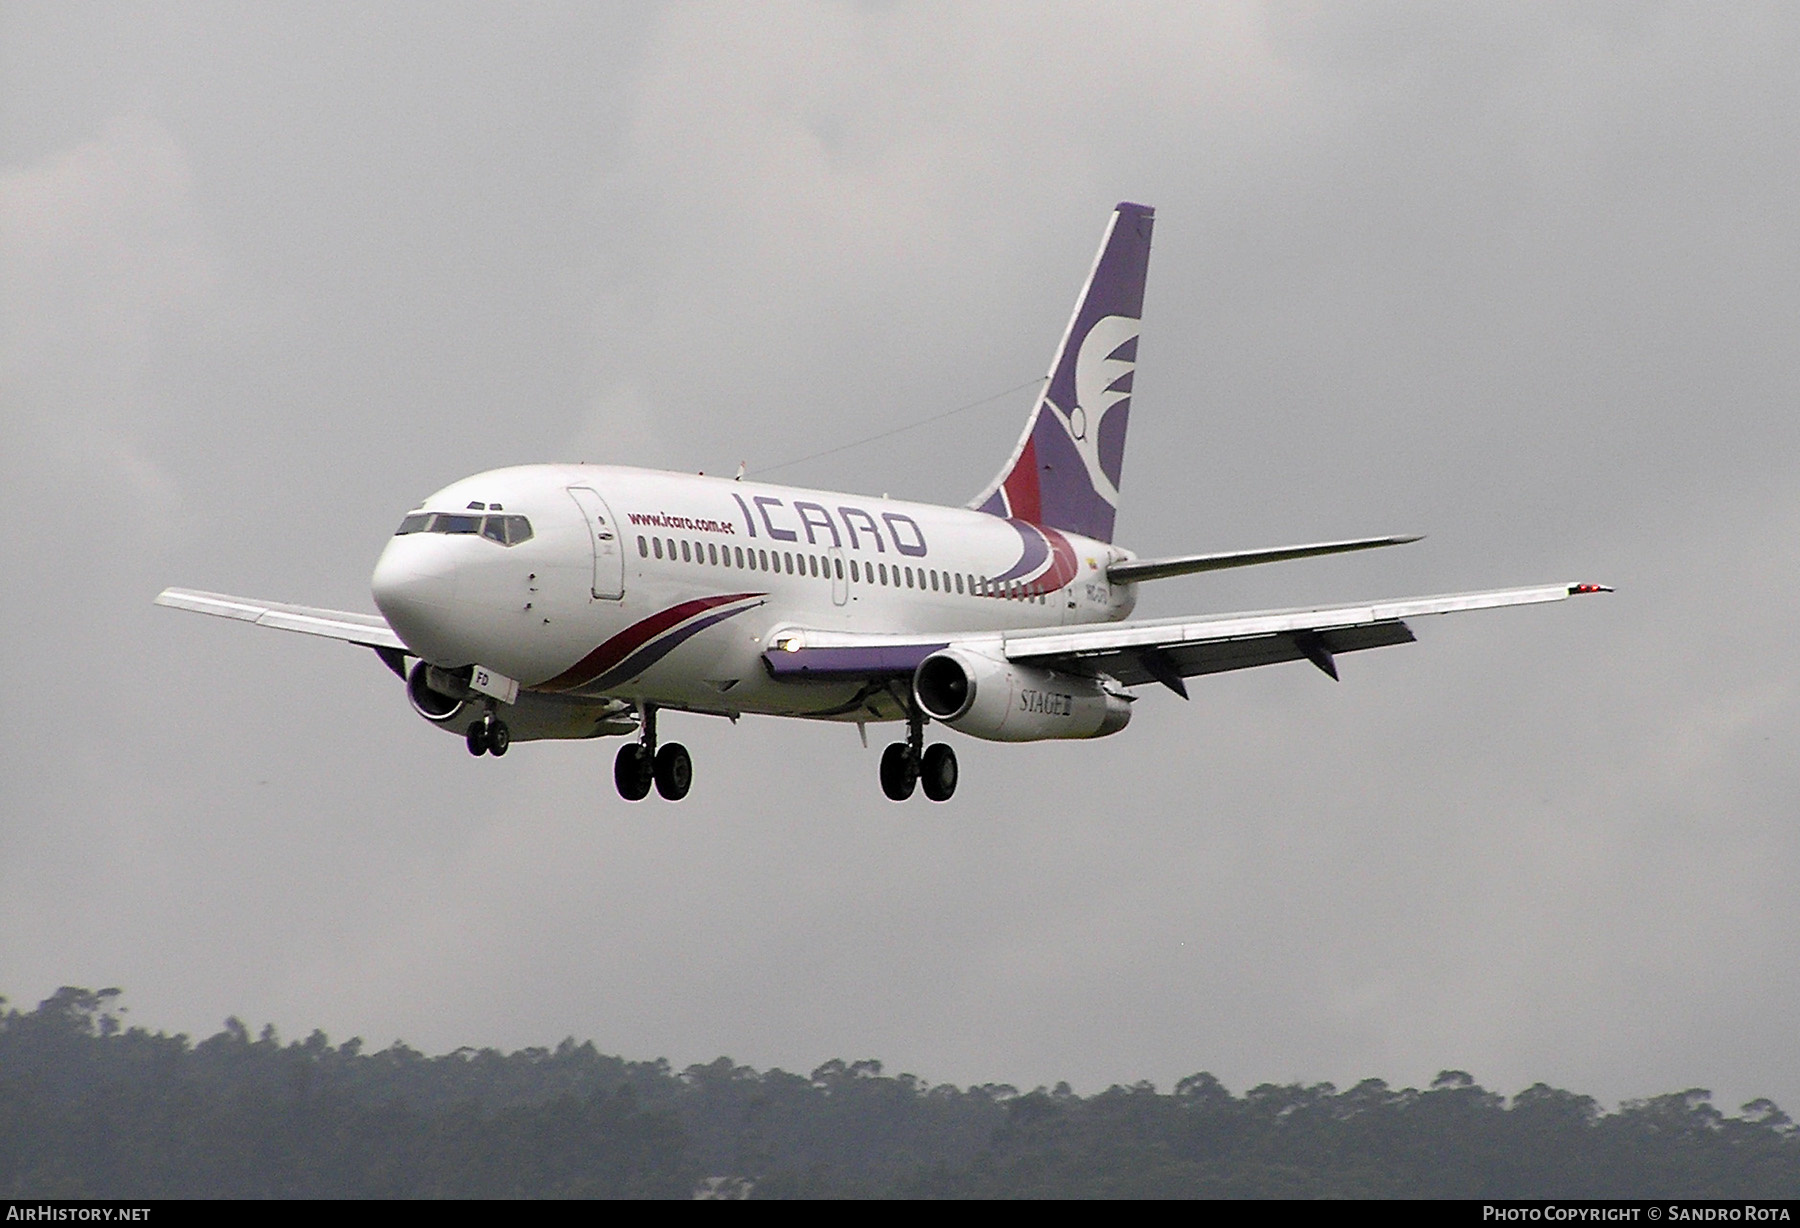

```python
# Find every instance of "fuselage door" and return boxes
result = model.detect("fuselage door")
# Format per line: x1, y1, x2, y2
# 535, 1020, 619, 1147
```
566, 486, 625, 600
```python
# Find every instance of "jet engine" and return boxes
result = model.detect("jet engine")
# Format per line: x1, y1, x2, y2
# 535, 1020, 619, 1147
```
913, 648, 1131, 743
405, 659, 634, 742
407, 659, 470, 722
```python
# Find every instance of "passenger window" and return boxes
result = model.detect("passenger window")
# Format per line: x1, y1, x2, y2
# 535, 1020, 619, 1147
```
654, 539, 663, 559
782, 552, 791, 574
808, 555, 818, 577
905, 567, 914, 588
708, 543, 718, 565
835, 558, 843, 580
395, 513, 431, 535
638, 535, 649, 557
955, 574, 964, 594
850, 560, 859, 582
481, 516, 507, 544
930, 571, 940, 591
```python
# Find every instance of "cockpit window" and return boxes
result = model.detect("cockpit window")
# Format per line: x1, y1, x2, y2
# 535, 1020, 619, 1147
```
483, 515, 533, 545
394, 511, 533, 545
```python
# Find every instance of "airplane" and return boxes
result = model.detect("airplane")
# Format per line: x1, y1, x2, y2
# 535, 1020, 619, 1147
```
157, 202, 1608, 803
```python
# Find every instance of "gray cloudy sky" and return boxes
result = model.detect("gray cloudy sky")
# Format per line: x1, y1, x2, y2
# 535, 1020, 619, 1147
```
5, 2, 1799, 1112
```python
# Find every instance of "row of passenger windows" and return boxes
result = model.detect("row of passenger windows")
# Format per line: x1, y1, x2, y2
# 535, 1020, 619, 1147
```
635, 535, 1051, 603
395, 512, 535, 546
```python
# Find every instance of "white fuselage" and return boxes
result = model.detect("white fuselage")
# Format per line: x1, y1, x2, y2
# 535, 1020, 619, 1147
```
371, 464, 1137, 725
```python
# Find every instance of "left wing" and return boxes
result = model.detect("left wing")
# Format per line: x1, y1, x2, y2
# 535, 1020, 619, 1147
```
1002, 582, 1608, 696
762, 582, 1611, 695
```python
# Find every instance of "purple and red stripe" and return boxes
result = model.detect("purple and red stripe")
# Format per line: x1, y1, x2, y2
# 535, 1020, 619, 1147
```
538, 593, 762, 693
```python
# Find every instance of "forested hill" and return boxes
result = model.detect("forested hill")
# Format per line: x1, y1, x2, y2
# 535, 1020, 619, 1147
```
4, 988, 1797, 1199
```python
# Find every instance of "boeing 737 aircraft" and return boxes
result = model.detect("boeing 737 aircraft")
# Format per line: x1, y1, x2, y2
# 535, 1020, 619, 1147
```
158, 203, 1607, 802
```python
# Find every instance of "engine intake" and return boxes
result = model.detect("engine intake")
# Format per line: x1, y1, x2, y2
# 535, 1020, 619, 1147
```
407, 660, 469, 722
913, 648, 1130, 743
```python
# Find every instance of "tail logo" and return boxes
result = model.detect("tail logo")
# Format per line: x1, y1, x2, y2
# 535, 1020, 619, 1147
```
968, 202, 1154, 545
1045, 312, 1138, 508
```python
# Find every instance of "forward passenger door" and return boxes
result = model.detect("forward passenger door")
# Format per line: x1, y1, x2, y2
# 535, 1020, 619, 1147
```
566, 486, 625, 600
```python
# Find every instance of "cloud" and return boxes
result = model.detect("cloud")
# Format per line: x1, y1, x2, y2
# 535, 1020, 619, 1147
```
0, 114, 213, 523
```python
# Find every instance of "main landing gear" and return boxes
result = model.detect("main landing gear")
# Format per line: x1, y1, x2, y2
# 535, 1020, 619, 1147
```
880, 708, 957, 802
465, 711, 510, 757
614, 705, 692, 802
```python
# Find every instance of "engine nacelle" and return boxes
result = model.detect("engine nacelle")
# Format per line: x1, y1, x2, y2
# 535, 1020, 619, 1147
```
407, 659, 471, 722
913, 648, 1131, 743
405, 659, 634, 742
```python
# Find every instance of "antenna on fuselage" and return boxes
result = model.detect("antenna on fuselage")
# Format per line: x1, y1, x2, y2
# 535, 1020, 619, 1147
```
734, 461, 745, 481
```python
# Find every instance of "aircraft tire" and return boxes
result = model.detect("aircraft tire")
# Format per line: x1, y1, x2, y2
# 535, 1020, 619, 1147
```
920, 743, 957, 802
654, 743, 692, 801
615, 743, 653, 801
488, 720, 510, 756
466, 721, 489, 756
879, 742, 918, 802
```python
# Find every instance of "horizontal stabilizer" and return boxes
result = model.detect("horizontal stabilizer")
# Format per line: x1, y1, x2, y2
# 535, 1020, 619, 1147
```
1107, 535, 1421, 584
155, 587, 405, 651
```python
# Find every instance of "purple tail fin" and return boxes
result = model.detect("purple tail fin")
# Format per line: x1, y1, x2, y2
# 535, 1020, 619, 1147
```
970, 202, 1153, 544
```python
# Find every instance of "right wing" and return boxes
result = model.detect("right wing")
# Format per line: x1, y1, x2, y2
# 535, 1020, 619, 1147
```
155, 587, 406, 652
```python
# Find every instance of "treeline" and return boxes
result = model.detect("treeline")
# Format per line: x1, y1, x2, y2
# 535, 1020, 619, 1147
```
3, 987, 1797, 1198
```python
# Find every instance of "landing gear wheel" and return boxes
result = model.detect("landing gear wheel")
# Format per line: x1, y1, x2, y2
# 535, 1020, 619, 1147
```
654, 743, 693, 801
880, 742, 918, 802
487, 720, 510, 757
614, 743, 653, 801
466, 721, 490, 756
920, 743, 958, 802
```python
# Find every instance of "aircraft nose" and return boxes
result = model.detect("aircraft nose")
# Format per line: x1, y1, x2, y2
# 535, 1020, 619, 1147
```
371, 537, 460, 658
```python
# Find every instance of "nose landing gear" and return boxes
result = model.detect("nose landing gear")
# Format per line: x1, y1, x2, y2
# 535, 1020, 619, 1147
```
613, 704, 692, 801
465, 712, 510, 756
880, 707, 957, 802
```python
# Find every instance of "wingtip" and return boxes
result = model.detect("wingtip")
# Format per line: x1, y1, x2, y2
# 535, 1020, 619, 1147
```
1569, 583, 1614, 595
